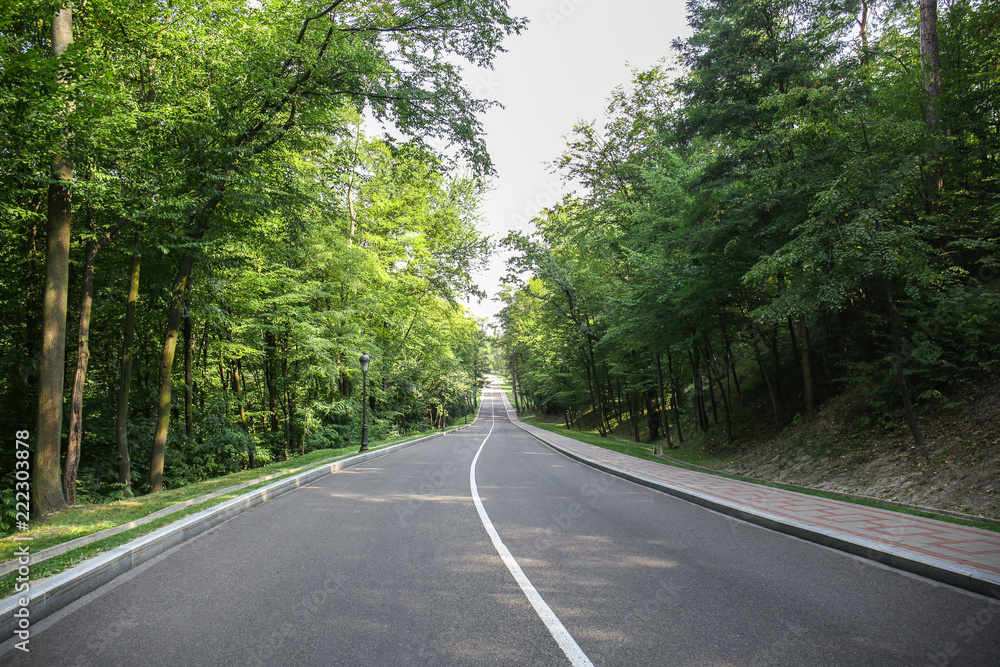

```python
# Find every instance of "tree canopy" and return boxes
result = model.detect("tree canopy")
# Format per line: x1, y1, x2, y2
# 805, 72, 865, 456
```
499, 0, 1000, 450
1, 0, 519, 518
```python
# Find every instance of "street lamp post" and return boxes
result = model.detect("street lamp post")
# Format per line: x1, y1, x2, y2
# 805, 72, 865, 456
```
440, 387, 446, 431
359, 353, 370, 452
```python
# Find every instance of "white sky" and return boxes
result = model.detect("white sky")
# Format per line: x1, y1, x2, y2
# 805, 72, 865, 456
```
460, 0, 692, 326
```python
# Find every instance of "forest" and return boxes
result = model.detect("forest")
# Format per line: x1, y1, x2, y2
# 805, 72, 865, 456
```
499, 0, 999, 454
1, 0, 521, 520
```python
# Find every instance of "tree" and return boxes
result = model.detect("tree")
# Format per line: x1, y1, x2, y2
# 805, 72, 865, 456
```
34, 3, 74, 515
145, 0, 522, 492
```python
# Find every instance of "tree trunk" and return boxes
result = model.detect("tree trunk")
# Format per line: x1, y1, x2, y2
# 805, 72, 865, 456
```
919, 0, 943, 204
608, 377, 620, 424
184, 312, 194, 439
689, 346, 709, 433
581, 354, 599, 432
884, 278, 926, 447
766, 325, 790, 419
723, 324, 744, 405
703, 334, 728, 426
265, 330, 280, 433
667, 349, 683, 444
281, 335, 291, 456
149, 255, 196, 493
787, 315, 801, 369
706, 343, 734, 442
857, 0, 869, 49
115, 232, 141, 497
645, 389, 660, 444
63, 234, 98, 505
630, 392, 641, 442
34, 4, 74, 517
510, 357, 520, 412
609, 373, 620, 427
586, 344, 608, 436
753, 331, 783, 427
22, 205, 43, 395
65, 209, 122, 504
799, 313, 817, 421
233, 357, 255, 468
655, 352, 672, 451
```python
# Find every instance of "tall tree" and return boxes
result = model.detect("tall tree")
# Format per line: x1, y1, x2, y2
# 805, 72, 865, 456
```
34, 4, 74, 516
919, 0, 943, 203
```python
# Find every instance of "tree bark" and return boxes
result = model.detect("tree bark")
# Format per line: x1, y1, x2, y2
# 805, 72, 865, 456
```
799, 313, 817, 421
787, 315, 800, 368
690, 346, 709, 433
265, 330, 280, 433
655, 352, 673, 451
723, 324, 744, 405
510, 357, 520, 412
706, 344, 734, 442
63, 234, 97, 505
22, 204, 43, 394
65, 210, 122, 504
629, 391, 641, 442
753, 331, 783, 427
884, 278, 926, 447
149, 255, 195, 493
34, 4, 74, 516
662, 349, 681, 443
281, 335, 292, 456
115, 232, 141, 497
919, 0, 943, 204
233, 357, 255, 468
766, 325, 790, 419
184, 312, 194, 439
645, 389, 659, 443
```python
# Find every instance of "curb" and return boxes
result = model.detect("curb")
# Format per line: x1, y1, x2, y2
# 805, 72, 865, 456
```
510, 420, 1000, 600
0, 428, 467, 643
0, 452, 364, 580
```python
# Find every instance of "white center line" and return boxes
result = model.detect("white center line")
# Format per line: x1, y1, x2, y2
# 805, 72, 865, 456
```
468, 391, 595, 667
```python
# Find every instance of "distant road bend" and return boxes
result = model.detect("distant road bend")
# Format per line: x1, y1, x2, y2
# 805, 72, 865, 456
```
3, 382, 998, 665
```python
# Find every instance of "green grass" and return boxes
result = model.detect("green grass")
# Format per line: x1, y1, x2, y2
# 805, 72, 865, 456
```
0, 428, 446, 598
519, 415, 1000, 533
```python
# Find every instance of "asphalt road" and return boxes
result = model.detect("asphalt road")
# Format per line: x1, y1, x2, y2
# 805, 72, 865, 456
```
3, 384, 998, 666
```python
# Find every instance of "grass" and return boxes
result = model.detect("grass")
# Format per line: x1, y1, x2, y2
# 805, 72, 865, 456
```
519, 415, 1000, 533
0, 427, 447, 599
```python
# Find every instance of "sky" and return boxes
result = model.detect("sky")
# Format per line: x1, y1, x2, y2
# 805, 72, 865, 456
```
459, 0, 693, 326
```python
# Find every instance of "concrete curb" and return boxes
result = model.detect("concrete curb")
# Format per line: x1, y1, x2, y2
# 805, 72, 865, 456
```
0, 452, 366, 580
511, 420, 1000, 600
0, 428, 466, 643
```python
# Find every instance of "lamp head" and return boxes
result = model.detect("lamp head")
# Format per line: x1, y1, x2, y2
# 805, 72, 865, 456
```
360, 353, 370, 373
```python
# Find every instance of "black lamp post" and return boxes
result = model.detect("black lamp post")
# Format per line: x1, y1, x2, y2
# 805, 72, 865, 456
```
440, 387, 446, 431
358, 353, 370, 452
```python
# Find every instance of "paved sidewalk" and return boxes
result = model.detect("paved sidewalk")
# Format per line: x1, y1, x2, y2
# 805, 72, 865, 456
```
499, 396, 1000, 599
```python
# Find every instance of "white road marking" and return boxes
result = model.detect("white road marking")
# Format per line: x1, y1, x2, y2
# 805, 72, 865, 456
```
469, 391, 595, 667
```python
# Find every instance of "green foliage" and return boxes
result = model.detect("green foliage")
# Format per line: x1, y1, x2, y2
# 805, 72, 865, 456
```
1, 0, 516, 506
500, 0, 1000, 447
0, 488, 15, 535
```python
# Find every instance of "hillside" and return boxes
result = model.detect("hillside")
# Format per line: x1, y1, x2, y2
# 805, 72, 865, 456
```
709, 378, 1000, 519
526, 374, 1000, 521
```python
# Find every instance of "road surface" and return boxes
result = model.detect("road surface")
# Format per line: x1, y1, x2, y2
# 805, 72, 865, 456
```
3, 383, 998, 666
